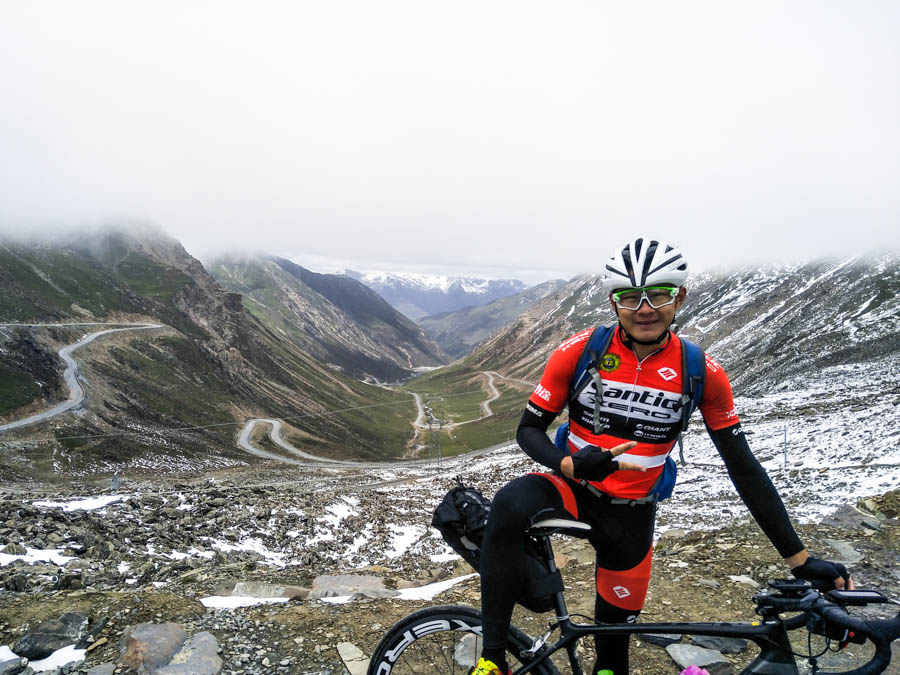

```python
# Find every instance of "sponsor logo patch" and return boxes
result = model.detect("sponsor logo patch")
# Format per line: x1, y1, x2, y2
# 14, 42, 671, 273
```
526, 402, 545, 417
600, 353, 621, 372
705, 356, 721, 373
533, 384, 552, 402
613, 585, 631, 599
657, 366, 677, 381
578, 383, 682, 424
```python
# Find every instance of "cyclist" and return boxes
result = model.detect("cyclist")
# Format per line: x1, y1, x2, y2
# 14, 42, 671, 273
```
470, 237, 853, 675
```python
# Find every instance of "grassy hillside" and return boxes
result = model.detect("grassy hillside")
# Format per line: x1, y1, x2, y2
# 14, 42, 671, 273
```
0, 231, 423, 478
400, 362, 534, 457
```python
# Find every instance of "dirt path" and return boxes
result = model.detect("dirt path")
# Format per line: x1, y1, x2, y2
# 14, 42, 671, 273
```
0, 323, 162, 433
479, 371, 501, 417
484, 370, 534, 387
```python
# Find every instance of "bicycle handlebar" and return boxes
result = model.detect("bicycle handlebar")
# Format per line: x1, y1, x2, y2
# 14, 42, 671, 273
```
813, 602, 900, 675
755, 589, 900, 675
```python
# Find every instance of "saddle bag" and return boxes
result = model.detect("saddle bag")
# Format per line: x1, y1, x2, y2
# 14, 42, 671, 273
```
431, 481, 562, 613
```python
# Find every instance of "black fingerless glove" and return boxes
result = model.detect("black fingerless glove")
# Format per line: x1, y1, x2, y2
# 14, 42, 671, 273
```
791, 556, 850, 590
569, 445, 620, 481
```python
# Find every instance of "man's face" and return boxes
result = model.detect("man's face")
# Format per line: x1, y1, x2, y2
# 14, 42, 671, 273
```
609, 286, 686, 342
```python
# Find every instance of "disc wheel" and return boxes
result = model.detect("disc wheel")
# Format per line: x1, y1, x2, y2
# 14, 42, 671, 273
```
367, 604, 558, 675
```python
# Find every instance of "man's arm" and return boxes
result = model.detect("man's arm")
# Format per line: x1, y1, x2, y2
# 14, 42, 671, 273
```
708, 423, 804, 558
708, 423, 852, 589
516, 402, 567, 470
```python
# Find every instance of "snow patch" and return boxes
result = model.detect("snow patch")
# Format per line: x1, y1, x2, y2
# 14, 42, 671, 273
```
201, 595, 291, 608
30, 644, 87, 671
0, 547, 74, 567
33, 495, 124, 511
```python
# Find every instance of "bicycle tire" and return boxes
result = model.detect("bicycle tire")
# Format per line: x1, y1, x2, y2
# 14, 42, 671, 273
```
367, 604, 560, 675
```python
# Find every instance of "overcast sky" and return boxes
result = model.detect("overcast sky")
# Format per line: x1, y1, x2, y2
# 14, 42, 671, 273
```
1, 2, 898, 284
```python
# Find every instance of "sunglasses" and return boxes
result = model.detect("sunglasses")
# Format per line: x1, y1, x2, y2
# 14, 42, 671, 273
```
611, 286, 678, 310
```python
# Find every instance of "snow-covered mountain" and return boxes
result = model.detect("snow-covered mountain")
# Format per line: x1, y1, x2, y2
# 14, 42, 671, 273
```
468, 255, 900, 391
340, 270, 528, 320
418, 278, 567, 359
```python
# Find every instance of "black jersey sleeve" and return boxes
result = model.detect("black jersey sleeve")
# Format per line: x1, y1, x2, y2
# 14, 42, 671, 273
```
707, 423, 804, 558
516, 401, 567, 471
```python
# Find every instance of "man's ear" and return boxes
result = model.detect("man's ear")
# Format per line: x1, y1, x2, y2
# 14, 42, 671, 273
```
675, 286, 687, 310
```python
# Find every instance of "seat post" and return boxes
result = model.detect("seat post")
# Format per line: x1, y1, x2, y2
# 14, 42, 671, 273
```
537, 533, 571, 619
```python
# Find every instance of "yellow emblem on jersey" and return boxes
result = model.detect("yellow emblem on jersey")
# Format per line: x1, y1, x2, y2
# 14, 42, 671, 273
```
600, 353, 621, 372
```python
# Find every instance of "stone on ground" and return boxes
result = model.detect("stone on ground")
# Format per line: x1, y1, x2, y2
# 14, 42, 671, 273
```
12, 611, 90, 659
119, 623, 188, 672
336, 642, 368, 675
666, 643, 733, 675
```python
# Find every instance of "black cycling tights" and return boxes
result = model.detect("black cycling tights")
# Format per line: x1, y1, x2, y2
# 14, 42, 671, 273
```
480, 473, 656, 675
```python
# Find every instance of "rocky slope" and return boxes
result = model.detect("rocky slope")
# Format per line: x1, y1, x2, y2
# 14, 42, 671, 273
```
208, 255, 448, 382
0, 451, 897, 674
0, 227, 416, 479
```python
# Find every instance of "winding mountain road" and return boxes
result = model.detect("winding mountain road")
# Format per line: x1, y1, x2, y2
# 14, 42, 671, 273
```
0, 323, 162, 433
0, 323, 523, 469
480, 371, 501, 417
237, 419, 358, 465
238, 369, 534, 465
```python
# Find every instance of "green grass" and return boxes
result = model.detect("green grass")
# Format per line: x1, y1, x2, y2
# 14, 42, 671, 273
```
0, 247, 149, 321
402, 365, 534, 456
114, 254, 192, 302
0, 363, 43, 415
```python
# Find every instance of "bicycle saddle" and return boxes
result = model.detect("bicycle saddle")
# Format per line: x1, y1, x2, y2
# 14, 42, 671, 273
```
527, 518, 592, 537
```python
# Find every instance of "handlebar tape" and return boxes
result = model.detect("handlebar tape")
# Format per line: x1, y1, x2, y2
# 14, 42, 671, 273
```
815, 604, 900, 675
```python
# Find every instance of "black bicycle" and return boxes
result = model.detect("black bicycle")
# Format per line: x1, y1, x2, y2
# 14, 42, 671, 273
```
368, 518, 900, 675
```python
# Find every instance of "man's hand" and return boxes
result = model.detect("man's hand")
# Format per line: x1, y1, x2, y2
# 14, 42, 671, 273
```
790, 556, 854, 591
560, 441, 645, 481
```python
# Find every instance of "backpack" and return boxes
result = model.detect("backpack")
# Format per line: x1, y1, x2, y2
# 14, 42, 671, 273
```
553, 324, 706, 501
431, 480, 563, 613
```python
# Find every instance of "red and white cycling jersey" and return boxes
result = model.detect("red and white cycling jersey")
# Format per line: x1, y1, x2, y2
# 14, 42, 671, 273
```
528, 327, 739, 499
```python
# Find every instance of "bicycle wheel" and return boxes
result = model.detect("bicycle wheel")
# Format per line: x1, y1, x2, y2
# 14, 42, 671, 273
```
367, 605, 559, 675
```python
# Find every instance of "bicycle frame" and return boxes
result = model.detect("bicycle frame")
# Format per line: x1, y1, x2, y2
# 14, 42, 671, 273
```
515, 613, 806, 675
517, 534, 806, 675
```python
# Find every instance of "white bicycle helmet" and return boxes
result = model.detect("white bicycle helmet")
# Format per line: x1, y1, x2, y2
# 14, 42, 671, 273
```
602, 237, 689, 292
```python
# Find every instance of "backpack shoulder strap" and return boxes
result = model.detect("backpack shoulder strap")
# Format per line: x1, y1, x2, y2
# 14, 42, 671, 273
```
678, 337, 707, 432
568, 324, 617, 435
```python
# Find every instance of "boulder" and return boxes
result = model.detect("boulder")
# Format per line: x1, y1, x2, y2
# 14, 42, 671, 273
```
154, 631, 222, 674
666, 644, 732, 675
119, 623, 188, 672
0, 657, 29, 675
691, 635, 748, 654
86, 665, 117, 675
13, 611, 89, 659
638, 632, 682, 647
309, 574, 386, 599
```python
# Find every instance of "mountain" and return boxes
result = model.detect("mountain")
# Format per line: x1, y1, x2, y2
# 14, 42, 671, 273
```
0, 226, 416, 479
340, 270, 528, 320
208, 255, 448, 382
467, 256, 900, 391
417, 278, 567, 359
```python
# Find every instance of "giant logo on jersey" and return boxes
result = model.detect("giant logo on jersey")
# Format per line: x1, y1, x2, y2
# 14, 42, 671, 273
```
577, 382, 682, 423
